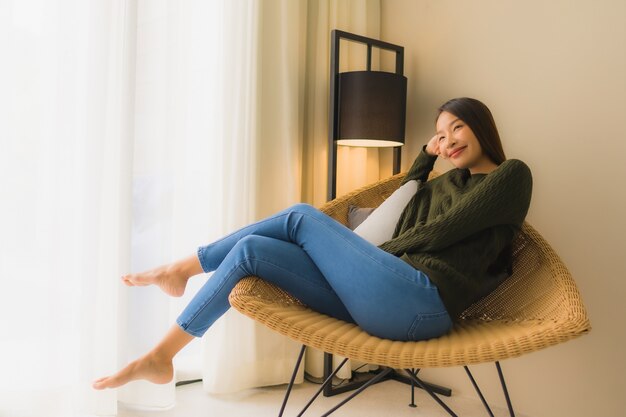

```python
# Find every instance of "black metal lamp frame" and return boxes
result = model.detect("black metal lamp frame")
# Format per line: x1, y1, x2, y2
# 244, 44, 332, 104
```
327, 29, 405, 201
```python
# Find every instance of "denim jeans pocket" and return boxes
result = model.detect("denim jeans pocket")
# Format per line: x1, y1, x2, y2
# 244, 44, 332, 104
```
407, 310, 453, 341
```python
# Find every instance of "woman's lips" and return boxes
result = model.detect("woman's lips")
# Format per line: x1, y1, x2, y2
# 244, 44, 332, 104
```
448, 146, 467, 159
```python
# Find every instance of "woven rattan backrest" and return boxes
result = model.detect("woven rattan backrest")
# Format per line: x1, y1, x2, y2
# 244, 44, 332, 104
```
461, 223, 579, 322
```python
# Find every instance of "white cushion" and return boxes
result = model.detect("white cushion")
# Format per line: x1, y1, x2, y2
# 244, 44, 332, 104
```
353, 180, 417, 246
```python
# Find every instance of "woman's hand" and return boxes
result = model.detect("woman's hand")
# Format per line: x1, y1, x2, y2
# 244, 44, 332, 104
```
425, 134, 441, 157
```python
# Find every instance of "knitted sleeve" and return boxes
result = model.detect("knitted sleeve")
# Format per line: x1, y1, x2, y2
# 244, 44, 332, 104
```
401, 146, 438, 185
378, 159, 532, 255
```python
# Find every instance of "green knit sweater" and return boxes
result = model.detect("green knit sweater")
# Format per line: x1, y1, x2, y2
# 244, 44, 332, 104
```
378, 149, 533, 319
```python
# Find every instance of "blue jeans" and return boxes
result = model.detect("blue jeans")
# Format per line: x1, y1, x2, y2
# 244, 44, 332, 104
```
177, 204, 452, 341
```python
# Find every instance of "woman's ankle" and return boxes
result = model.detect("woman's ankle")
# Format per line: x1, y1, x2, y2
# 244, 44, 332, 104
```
170, 254, 203, 278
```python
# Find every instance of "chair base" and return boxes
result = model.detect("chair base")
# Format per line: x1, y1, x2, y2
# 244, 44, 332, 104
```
321, 353, 452, 398
278, 345, 516, 417
389, 368, 452, 398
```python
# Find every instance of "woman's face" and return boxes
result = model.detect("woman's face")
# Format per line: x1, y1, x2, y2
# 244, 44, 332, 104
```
435, 111, 496, 174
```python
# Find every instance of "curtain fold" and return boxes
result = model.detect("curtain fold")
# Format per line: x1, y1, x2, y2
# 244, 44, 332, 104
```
301, 0, 383, 207
200, 0, 307, 394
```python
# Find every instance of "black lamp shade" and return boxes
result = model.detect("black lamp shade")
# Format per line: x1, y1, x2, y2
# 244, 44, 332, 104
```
337, 71, 407, 147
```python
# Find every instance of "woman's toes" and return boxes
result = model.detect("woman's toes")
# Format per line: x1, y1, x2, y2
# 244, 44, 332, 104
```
92, 376, 117, 390
121, 275, 134, 286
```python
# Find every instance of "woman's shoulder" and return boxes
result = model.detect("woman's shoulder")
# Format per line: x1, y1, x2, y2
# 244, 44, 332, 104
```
494, 159, 532, 181
489, 159, 533, 198
501, 158, 530, 171
505, 159, 532, 179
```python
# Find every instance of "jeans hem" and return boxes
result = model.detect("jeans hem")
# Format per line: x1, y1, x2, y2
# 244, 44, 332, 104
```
197, 247, 210, 273
176, 319, 203, 338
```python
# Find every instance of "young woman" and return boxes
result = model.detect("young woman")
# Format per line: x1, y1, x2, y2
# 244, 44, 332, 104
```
93, 97, 532, 390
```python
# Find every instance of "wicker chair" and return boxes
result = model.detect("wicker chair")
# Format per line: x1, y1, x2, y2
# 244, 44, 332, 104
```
228, 173, 591, 417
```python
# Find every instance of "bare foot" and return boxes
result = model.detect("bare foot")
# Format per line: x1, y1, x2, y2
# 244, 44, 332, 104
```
92, 353, 173, 390
121, 256, 201, 297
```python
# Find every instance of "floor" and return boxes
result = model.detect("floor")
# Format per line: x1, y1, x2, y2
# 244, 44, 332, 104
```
117, 379, 527, 417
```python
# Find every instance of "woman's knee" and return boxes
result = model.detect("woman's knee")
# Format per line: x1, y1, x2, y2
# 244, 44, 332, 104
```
233, 234, 294, 263
232, 235, 266, 258
286, 203, 324, 219
288, 203, 315, 213
227, 235, 271, 278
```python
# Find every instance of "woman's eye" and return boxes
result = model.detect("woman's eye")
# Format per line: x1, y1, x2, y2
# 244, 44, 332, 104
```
453, 124, 463, 131
438, 136, 445, 142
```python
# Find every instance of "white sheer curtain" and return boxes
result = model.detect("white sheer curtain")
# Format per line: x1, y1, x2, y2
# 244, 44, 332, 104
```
0, 1, 385, 414
0, 1, 135, 416
114, 0, 227, 409
125, 0, 306, 399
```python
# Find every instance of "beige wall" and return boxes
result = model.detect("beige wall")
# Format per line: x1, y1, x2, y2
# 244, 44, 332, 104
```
381, 1, 626, 416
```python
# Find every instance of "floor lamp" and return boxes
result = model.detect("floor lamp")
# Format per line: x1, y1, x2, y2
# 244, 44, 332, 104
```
323, 30, 452, 400
327, 29, 407, 201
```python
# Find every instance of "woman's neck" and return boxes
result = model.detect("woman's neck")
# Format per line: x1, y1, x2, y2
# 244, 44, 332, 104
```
469, 159, 499, 175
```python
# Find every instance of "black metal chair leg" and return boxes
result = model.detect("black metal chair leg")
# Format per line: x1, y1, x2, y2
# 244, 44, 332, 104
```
464, 366, 495, 417
323, 353, 385, 397
390, 368, 452, 397
296, 357, 349, 417
320, 368, 394, 417
409, 368, 417, 408
496, 361, 516, 417
405, 369, 458, 417
278, 345, 307, 417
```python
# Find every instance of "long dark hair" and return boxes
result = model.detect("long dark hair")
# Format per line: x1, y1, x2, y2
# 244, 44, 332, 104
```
437, 97, 506, 165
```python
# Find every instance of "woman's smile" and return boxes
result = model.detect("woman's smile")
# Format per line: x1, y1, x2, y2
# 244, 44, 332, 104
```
448, 146, 467, 159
